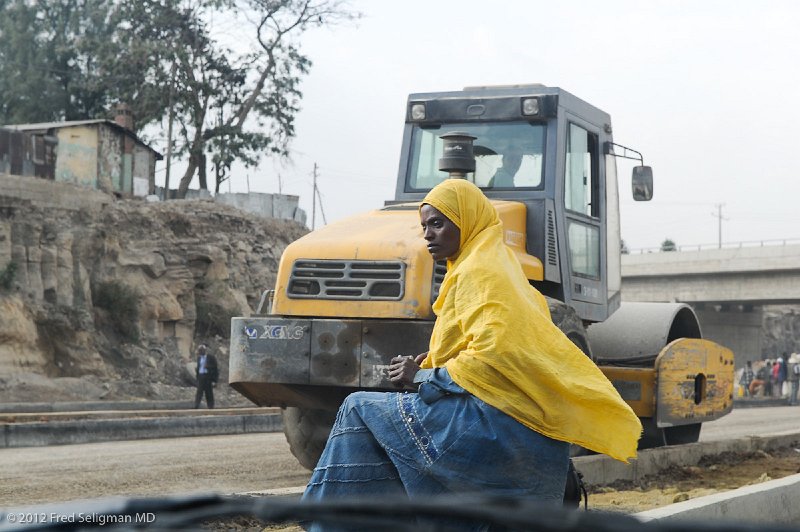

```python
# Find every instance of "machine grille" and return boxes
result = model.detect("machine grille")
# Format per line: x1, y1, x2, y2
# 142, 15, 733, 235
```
430, 260, 447, 304
287, 260, 405, 300
546, 208, 558, 266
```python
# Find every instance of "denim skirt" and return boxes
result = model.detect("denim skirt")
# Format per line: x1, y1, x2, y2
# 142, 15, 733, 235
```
303, 368, 569, 502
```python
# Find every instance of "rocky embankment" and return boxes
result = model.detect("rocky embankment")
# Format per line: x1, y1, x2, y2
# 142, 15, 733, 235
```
0, 193, 306, 404
762, 306, 800, 358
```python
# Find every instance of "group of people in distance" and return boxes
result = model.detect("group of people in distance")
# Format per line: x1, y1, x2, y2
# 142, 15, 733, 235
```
740, 354, 800, 405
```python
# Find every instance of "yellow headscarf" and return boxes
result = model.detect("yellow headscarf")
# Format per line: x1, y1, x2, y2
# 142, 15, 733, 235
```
421, 179, 641, 462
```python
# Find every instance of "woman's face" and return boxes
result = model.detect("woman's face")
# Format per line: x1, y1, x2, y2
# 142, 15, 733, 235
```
420, 204, 460, 260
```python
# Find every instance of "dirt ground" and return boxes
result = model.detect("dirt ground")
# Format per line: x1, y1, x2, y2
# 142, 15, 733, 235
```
587, 446, 800, 513
0, 331, 253, 408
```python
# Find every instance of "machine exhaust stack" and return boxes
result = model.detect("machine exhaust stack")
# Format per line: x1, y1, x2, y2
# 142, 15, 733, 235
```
438, 132, 476, 179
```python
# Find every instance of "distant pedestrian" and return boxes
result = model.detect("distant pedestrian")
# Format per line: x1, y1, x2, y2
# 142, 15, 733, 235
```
194, 344, 218, 409
763, 361, 774, 397
740, 361, 754, 397
789, 353, 800, 406
772, 358, 782, 397
751, 361, 768, 396
778, 354, 789, 397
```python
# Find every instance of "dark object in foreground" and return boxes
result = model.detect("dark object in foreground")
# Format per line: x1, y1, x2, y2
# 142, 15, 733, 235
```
0, 493, 796, 532
563, 459, 588, 509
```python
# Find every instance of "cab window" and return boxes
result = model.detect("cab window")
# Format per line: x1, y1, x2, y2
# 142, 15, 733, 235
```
565, 123, 601, 280
407, 122, 546, 191
565, 123, 599, 217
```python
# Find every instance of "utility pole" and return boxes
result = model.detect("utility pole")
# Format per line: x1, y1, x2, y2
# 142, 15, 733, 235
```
311, 163, 318, 230
315, 181, 328, 226
711, 203, 728, 249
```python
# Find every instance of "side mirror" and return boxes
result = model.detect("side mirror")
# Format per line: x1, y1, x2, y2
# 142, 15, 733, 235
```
632, 166, 653, 201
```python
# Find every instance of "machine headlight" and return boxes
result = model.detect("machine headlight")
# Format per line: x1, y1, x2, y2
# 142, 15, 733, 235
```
521, 97, 540, 116
410, 103, 426, 120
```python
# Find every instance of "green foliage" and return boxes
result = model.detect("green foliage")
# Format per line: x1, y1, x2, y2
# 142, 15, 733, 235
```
0, 0, 169, 126
93, 280, 140, 342
195, 299, 237, 339
0, 0, 359, 194
661, 238, 677, 252
0, 261, 17, 290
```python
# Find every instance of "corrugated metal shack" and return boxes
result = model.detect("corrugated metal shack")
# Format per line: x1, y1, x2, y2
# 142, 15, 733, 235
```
2, 109, 162, 197
0, 128, 57, 179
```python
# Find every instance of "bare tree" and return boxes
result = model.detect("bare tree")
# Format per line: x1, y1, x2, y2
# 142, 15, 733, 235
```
174, 0, 359, 197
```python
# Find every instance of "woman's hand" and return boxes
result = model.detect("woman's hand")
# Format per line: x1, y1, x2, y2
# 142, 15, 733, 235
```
389, 355, 422, 386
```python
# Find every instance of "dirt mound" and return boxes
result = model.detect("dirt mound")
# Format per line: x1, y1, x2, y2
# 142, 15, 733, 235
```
590, 446, 800, 513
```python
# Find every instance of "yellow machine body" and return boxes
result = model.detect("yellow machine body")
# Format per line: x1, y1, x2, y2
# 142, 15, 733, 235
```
272, 200, 543, 320
600, 338, 734, 426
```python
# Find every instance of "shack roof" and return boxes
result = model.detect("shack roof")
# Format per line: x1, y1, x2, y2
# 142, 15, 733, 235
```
3, 119, 162, 159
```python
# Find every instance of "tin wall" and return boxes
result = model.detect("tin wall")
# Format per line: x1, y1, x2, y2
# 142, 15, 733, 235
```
54, 126, 99, 188
97, 124, 123, 193
132, 144, 154, 196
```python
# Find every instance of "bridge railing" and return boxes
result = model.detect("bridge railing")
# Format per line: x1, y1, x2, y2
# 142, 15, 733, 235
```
627, 237, 800, 254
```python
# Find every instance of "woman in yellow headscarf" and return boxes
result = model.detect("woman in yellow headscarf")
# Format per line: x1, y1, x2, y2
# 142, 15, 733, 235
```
303, 179, 641, 524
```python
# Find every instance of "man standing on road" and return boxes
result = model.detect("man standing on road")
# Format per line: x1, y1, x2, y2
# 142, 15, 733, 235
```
194, 344, 218, 409
740, 361, 754, 397
763, 360, 774, 397
788, 353, 800, 406
778, 354, 789, 398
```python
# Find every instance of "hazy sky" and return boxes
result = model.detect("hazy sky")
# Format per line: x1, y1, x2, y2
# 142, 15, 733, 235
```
163, 0, 800, 252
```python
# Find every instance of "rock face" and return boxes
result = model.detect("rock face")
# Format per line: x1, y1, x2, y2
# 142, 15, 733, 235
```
762, 305, 800, 358
0, 194, 306, 402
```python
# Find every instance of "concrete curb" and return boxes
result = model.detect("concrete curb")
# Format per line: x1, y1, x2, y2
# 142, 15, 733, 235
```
635, 473, 800, 524
0, 413, 283, 448
0, 400, 195, 414
573, 430, 800, 486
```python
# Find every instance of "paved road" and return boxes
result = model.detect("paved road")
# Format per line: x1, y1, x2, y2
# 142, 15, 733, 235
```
699, 404, 800, 442
0, 432, 310, 508
1, 405, 797, 509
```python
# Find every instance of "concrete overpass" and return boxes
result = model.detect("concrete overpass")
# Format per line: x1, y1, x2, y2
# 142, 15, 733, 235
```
621, 243, 800, 363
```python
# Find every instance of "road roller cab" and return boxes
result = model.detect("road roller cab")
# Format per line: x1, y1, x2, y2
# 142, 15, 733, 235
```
229, 84, 734, 468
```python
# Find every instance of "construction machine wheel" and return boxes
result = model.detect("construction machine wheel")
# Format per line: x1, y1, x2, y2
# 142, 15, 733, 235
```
281, 407, 337, 470
546, 297, 593, 360
587, 302, 713, 450
639, 419, 702, 448
664, 423, 702, 445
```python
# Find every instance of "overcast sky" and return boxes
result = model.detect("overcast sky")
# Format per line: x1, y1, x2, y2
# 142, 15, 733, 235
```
164, 0, 800, 252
